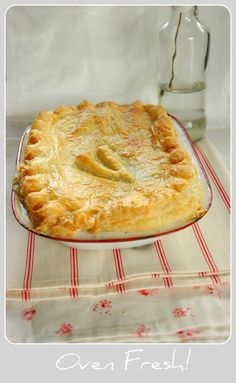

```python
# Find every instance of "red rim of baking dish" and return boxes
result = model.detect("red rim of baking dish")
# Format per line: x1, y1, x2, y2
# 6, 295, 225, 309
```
11, 114, 213, 244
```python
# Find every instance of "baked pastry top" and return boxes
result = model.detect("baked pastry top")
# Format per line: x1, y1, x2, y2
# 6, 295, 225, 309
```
13, 100, 205, 238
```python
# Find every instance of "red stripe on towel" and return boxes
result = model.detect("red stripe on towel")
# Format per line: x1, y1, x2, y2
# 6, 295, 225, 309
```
154, 241, 173, 288
117, 249, 126, 280
105, 281, 114, 287
198, 271, 208, 277
113, 249, 126, 293
69, 247, 79, 298
21, 232, 35, 301
195, 144, 230, 212
151, 273, 160, 279
192, 223, 221, 284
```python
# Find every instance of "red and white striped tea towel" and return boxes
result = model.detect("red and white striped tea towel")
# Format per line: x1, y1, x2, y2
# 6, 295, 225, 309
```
6, 138, 230, 300
6, 283, 230, 343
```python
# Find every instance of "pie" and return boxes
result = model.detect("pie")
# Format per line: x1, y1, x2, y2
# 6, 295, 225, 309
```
13, 100, 206, 238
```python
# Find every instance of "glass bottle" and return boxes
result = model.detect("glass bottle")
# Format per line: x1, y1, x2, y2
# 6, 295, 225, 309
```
157, 6, 210, 141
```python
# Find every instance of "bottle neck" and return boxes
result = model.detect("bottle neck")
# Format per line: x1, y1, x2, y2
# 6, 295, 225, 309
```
170, 6, 197, 22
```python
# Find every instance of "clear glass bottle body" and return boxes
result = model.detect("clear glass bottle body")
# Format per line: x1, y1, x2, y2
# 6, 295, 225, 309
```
157, 6, 210, 141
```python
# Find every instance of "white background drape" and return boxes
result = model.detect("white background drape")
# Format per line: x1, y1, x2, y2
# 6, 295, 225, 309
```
6, 5, 230, 130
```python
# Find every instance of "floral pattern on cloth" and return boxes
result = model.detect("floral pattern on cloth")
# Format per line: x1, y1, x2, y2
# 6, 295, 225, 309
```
133, 324, 150, 337
137, 288, 158, 296
21, 307, 36, 321
176, 329, 200, 341
56, 323, 73, 336
173, 307, 194, 318
92, 299, 112, 316
193, 282, 229, 298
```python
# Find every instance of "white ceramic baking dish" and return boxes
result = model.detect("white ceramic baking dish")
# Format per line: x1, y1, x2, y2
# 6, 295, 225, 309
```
11, 115, 212, 250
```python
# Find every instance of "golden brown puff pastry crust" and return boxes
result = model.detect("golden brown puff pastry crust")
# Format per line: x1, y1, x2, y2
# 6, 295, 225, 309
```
13, 100, 205, 238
